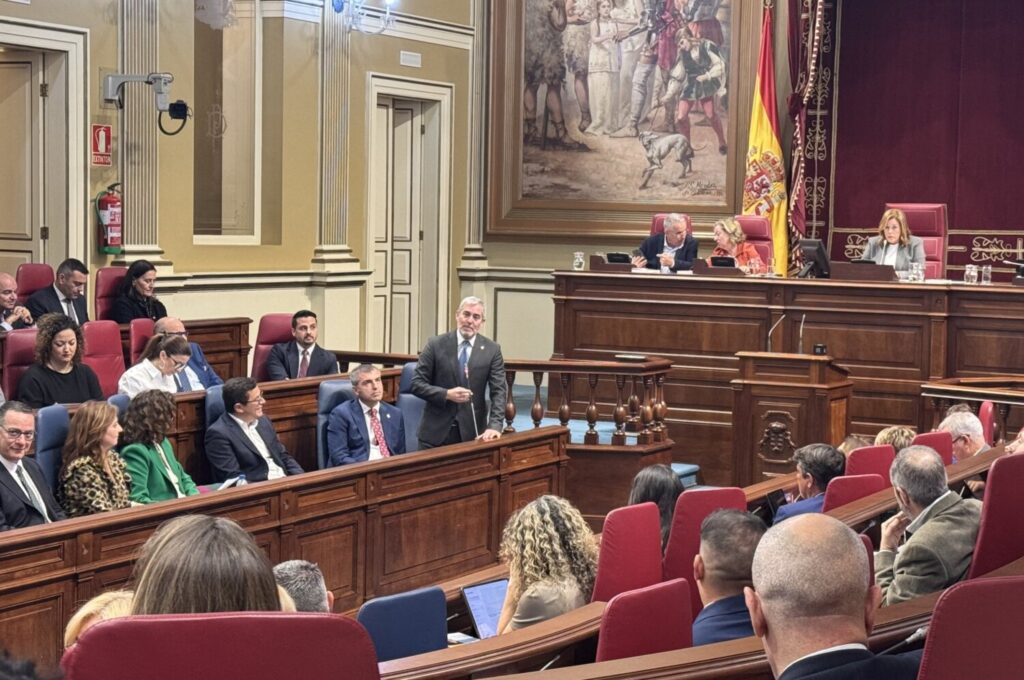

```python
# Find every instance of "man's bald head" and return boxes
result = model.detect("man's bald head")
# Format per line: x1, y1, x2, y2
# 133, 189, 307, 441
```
154, 317, 186, 335
0, 273, 18, 311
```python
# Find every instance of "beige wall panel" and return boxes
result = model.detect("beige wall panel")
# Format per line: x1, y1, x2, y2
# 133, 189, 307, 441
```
493, 289, 553, 361
393, 0, 474, 28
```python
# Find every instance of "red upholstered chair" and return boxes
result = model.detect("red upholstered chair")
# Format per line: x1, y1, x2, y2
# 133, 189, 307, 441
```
822, 474, 888, 513
662, 487, 747, 619
595, 578, 692, 662
251, 313, 293, 382
3, 328, 37, 399
978, 400, 996, 445
734, 215, 773, 264
860, 534, 875, 586
94, 266, 127, 321
60, 612, 381, 680
845, 445, 896, 484
916, 576, 1024, 680
650, 213, 692, 236
885, 202, 948, 279
911, 431, 954, 465
967, 452, 1024, 579
15, 262, 54, 306
81, 321, 126, 398
590, 502, 663, 603
129, 318, 155, 365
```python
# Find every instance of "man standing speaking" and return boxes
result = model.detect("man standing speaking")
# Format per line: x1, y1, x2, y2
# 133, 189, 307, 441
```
411, 296, 506, 447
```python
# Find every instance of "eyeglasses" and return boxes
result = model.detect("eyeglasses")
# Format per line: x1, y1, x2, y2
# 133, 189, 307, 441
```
1, 427, 35, 441
170, 358, 188, 372
163, 330, 188, 337
246, 394, 266, 404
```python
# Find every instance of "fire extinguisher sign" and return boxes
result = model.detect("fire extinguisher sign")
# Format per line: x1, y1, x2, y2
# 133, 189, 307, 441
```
91, 124, 112, 166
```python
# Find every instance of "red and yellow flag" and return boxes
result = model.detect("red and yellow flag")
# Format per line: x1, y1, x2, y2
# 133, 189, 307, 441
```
743, 5, 788, 276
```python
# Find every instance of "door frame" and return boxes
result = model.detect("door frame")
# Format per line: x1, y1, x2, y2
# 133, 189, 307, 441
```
365, 74, 453, 347
0, 19, 88, 260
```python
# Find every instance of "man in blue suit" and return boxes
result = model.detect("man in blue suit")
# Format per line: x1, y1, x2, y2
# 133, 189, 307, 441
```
326, 364, 405, 466
773, 444, 845, 524
629, 213, 699, 272
155, 317, 223, 388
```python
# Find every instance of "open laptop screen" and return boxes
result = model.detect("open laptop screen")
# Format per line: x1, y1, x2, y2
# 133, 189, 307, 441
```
462, 578, 509, 639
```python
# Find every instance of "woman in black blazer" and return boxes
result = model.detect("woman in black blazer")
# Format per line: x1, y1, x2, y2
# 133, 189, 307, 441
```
111, 260, 168, 323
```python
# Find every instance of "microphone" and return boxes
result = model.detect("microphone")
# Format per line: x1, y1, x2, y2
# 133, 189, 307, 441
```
879, 626, 928, 655
798, 314, 807, 353
766, 314, 786, 352
464, 363, 480, 439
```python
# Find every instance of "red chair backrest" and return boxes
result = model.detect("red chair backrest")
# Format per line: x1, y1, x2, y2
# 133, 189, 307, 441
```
15, 262, 54, 307
978, 400, 996, 446
129, 318, 156, 365
251, 313, 294, 381
650, 213, 692, 236
885, 202, 947, 278
95, 266, 127, 321
591, 502, 663, 603
81, 320, 126, 398
3, 328, 37, 399
967, 452, 1024, 579
911, 431, 954, 465
860, 534, 875, 586
595, 578, 692, 662
916, 575, 1024, 680
662, 487, 747, 619
734, 215, 773, 263
822, 474, 888, 513
845, 445, 896, 483
60, 612, 381, 680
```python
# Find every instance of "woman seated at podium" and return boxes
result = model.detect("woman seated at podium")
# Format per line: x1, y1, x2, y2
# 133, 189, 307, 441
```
709, 217, 764, 270
497, 495, 598, 633
111, 259, 168, 324
859, 208, 925, 272
16, 313, 104, 408
119, 390, 199, 504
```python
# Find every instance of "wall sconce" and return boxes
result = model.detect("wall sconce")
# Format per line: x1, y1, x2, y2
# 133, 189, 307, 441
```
331, 0, 397, 34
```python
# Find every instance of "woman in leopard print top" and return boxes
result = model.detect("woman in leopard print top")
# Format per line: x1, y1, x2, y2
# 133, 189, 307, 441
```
58, 401, 133, 518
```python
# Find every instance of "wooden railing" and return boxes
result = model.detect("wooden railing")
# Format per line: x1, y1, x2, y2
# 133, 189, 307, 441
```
921, 375, 1024, 441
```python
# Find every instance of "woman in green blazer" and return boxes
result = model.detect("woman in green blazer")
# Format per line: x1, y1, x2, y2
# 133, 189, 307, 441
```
119, 390, 199, 503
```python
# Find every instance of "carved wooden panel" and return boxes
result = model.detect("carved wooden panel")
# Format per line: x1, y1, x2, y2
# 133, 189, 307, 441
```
291, 511, 364, 611
0, 580, 74, 673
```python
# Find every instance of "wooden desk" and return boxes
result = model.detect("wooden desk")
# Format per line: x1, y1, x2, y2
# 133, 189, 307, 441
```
554, 272, 1024, 484
0, 426, 568, 671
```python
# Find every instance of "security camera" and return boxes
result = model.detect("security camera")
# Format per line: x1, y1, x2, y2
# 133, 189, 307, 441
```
103, 72, 190, 135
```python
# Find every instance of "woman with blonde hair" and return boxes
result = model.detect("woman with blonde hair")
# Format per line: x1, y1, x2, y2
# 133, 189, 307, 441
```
131, 514, 281, 614
58, 401, 134, 518
710, 217, 764, 270
859, 208, 925, 272
64, 590, 133, 647
874, 425, 916, 453
496, 495, 598, 633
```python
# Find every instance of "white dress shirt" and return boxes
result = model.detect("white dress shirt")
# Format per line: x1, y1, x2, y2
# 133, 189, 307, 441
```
118, 359, 204, 398
153, 440, 185, 498
881, 243, 899, 266
228, 414, 285, 480
53, 284, 79, 323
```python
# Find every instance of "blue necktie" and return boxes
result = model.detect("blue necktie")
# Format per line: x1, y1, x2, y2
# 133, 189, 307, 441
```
176, 368, 193, 392
458, 340, 470, 384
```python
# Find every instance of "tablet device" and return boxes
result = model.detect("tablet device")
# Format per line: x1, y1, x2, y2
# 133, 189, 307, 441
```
765, 489, 788, 518
462, 578, 509, 639
710, 256, 738, 267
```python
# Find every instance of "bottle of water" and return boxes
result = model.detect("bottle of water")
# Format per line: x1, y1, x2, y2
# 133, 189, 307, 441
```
236, 474, 247, 486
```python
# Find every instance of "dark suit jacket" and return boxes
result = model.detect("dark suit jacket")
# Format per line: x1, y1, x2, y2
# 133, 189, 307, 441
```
187, 342, 223, 388
691, 594, 753, 646
26, 286, 88, 323
265, 343, 338, 380
0, 457, 67, 531
774, 494, 825, 523
779, 647, 921, 680
111, 292, 168, 323
204, 414, 304, 482
410, 331, 506, 447
326, 399, 406, 466
637, 233, 699, 272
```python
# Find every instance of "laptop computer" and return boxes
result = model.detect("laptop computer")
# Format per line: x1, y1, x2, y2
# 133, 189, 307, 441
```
462, 578, 509, 639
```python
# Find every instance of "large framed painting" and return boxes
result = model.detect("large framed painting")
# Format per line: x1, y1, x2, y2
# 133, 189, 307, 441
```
487, 0, 758, 237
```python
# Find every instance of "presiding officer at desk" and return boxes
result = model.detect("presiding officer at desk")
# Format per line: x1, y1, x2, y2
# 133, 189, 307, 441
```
860, 208, 925, 272
630, 213, 698, 272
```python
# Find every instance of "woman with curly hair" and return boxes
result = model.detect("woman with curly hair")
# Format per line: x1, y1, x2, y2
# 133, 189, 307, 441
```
58, 401, 135, 517
496, 495, 598, 633
15, 313, 103, 408
119, 389, 199, 504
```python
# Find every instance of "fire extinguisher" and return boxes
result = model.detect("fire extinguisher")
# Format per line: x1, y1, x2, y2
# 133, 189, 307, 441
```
95, 182, 123, 255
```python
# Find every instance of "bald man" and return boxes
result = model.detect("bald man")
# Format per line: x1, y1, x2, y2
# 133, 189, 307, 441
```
745, 514, 922, 679
0, 273, 33, 331
154, 317, 223, 389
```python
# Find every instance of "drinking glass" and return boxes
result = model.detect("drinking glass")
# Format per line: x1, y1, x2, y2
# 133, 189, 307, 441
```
964, 264, 978, 285
912, 262, 925, 282
572, 252, 585, 271
981, 264, 993, 285
767, 258, 777, 277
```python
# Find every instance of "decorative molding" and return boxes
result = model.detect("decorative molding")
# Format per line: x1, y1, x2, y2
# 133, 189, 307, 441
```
154, 268, 371, 294
263, 0, 324, 23
457, 266, 555, 286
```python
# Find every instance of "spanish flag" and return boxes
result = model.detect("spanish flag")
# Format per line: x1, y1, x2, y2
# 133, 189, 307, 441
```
743, 5, 788, 276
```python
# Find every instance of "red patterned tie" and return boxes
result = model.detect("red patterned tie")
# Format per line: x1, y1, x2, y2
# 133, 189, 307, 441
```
369, 407, 391, 457
298, 350, 309, 378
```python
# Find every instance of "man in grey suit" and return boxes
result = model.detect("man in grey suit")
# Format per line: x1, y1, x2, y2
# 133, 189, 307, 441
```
875, 445, 982, 606
411, 296, 506, 447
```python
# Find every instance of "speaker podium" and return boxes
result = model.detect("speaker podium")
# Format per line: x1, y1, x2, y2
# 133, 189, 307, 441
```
730, 352, 853, 487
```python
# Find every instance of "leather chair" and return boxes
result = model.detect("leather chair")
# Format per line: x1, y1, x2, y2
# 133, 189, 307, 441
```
34, 404, 69, 492
662, 487, 747, 619
822, 474, 887, 513
15, 262, 54, 307
94, 266, 127, 321
81, 321, 126, 398
885, 202, 947, 279
251, 313, 293, 382
735, 214, 773, 264
967, 452, 1024, 579
595, 578, 691, 662
60, 612, 381, 680
107, 393, 130, 418
317, 379, 356, 468
845, 444, 896, 484
129, 318, 155, 365
204, 385, 225, 427
916, 576, 1024, 680
978, 400, 996, 445
591, 502, 663, 603
396, 361, 426, 453
3, 327, 38, 399
650, 212, 692, 236
356, 586, 447, 662
910, 431, 954, 465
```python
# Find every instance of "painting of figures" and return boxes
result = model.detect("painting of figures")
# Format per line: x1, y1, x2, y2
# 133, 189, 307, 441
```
521, 0, 732, 204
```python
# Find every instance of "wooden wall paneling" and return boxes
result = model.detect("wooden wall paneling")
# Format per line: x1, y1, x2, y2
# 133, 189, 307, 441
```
0, 579, 75, 674
290, 510, 365, 611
